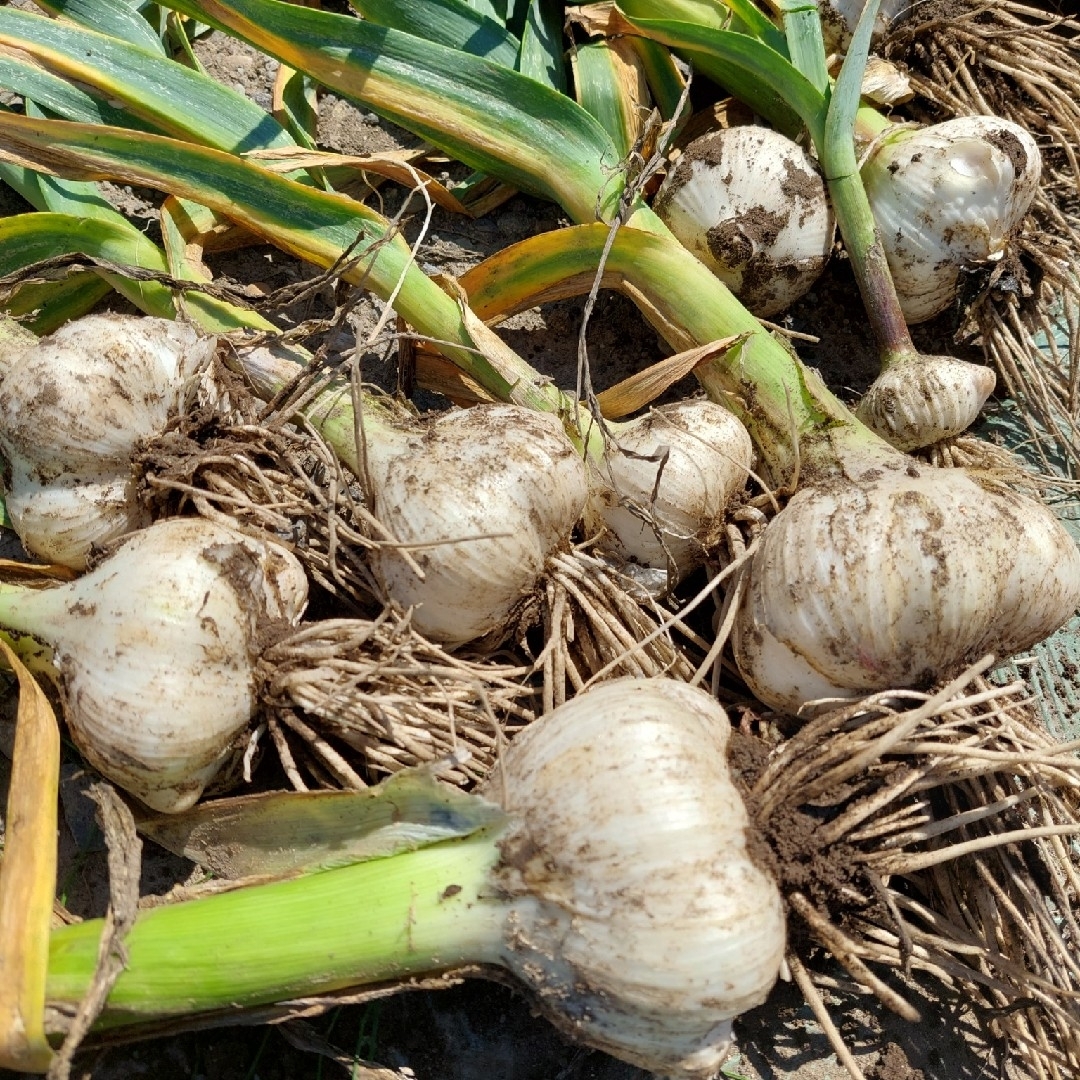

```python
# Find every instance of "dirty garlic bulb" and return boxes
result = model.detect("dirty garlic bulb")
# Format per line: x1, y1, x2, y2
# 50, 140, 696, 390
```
0, 517, 308, 811
820, 0, 911, 51
855, 352, 996, 452
0, 314, 216, 568
733, 460, 1080, 713
46, 678, 785, 1078
364, 404, 589, 647
862, 115, 1042, 324
483, 677, 786, 1076
654, 125, 835, 317
584, 399, 752, 590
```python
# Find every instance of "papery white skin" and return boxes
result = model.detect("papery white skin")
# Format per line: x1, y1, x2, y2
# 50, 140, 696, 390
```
0, 314, 216, 567
0, 518, 308, 812
856, 353, 996, 451
733, 463, 1080, 714
584, 400, 752, 587
820, 0, 911, 51
366, 404, 588, 647
3, 475, 150, 570
654, 126, 835, 317
863, 116, 1042, 324
483, 677, 785, 1078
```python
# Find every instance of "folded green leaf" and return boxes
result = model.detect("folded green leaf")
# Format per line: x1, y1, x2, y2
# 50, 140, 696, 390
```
0, 211, 277, 332
571, 39, 647, 160
0, 53, 149, 130
517, 0, 566, 91
36, 0, 168, 56
614, 7, 818, 142
138, 770, 508, 880
350, 0, 521, 68
0, 6, 295, 153
0, 271, 112, 335
154, 0, 622, 222
618, 0, 788, 56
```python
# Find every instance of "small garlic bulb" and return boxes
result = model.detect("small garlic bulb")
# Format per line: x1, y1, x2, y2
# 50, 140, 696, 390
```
733, 462, 1080, 714
820, 0, 911, 51
484, 677, 785, 1078
0, 517, 308, 811
584, 399, 752, 588
654, 125, 835, 317
855, 353, 996, 451
366, 404, 588, 647
0, 314, 216, 568
863, 116, 1041, 324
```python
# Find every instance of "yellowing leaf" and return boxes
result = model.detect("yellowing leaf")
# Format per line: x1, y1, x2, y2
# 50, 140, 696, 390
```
0, 640, 60, 1072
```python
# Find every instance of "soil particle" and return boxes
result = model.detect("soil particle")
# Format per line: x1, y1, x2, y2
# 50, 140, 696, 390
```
868, 1042, 925, 1080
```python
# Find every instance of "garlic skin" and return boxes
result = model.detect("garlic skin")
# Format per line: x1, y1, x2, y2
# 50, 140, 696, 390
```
855, 353, 996, 451
3, 475, 145, 571
654, 126, 835, 317
484, 678, 785, 1078
820, 0, 911, 51
1, 518, 308, 812
584, 400, 752, 587
733, 464, 1080, 714
863, 116, 1042, 324
366, 404, 588, 647
0, 314, 215, 568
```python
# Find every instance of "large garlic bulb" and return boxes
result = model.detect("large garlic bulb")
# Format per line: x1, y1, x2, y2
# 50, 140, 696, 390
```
0, 314, 215, 568
0, 517, 308, 811
484, 677, 786, 1077
862, 116, 1041, 324
654, 125, 835, 317
584, 399, 752, 588
733, 462, 1080, 714
366, 404, 588, 647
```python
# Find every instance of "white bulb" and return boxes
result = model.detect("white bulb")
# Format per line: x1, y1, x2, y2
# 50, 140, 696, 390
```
655, 125, 835, 317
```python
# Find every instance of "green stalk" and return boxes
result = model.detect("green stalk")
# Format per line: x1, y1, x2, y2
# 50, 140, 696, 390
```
0, 582, 71, 648
46, 830, 508, 1023
784, 0, 918, 368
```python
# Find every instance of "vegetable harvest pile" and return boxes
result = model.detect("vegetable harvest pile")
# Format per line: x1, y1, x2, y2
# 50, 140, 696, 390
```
2, 0, 1080, 1077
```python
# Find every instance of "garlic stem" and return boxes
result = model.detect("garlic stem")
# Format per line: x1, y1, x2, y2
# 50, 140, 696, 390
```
47, 833, 508, 1015
44, 679, 785, 1078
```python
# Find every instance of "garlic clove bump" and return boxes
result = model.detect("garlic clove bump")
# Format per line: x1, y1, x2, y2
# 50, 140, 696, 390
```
733, 463, 1080, 714
855, 352, 996, 450
654, 125, 835, 317
862, 116, 1041, 324
484, 677, 785, 1077
0, 517, 308, 811
367, 404, 589, 647
0, 314, 216, 568
584, 399, 752, 587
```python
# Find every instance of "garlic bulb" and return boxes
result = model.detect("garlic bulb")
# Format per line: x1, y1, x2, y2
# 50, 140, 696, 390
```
654, 125, 835, 317
484, 677, 786, 1077
855, 352, 996, 451
584, 399, 752, 588
365, 404, 588, 647
862, 116, 1041, 324
733, 462, 1080, 713
820, 0, 911, 51
0, 517, 308, 811
47, 677, 784, 1078
0, 314, 215, 568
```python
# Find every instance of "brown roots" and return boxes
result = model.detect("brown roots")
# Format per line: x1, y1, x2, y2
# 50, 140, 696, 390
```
258, 611, 537, 788
886, 2, 1080, 475
740, 660, 1080, 1079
